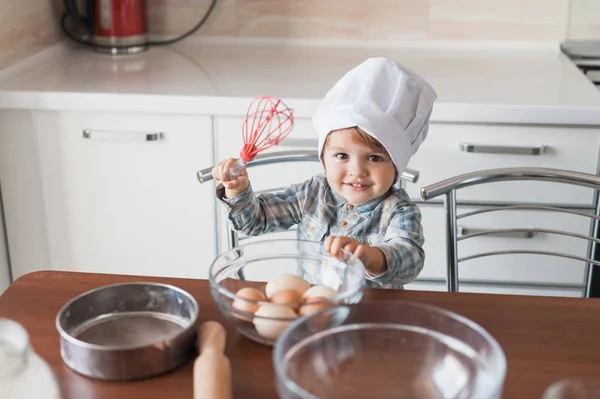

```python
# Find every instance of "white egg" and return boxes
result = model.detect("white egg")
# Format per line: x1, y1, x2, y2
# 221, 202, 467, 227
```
265, 274, 310, 298
253, 304, 297, 339
302, 285, 338, 300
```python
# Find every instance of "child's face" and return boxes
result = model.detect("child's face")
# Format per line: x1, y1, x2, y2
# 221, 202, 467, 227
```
322, 129, 396, 205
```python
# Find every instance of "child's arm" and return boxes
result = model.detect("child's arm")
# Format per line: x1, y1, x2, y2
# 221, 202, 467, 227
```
326, 204, 424, 285
212, 158, 308, 236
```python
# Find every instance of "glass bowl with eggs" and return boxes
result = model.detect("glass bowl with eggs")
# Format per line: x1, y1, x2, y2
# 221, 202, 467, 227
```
208, 239, 365, 345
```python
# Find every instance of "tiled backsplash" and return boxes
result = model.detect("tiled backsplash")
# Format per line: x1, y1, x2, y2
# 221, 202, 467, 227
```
0, 0, 580, 70
0, 0, 61, 70
148, 0, 570, 42
568, 0, 600, 39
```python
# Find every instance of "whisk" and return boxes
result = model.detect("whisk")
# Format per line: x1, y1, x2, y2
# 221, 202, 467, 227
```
227, 96, 295, 180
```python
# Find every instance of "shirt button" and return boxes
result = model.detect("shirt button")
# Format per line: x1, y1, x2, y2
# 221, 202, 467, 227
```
347, 204, 354, 210
340, 221, 347, 227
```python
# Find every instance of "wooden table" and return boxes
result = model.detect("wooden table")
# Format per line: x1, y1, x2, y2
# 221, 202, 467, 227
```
1, 271, 600, 398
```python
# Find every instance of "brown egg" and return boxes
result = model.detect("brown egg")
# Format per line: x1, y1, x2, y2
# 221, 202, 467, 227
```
265, 274, 310, 298
232, 287, 267, 321
299, 296, 332, 316
253, 304, 298, 339
302, 285, 338, 300
269, 289, 303, 311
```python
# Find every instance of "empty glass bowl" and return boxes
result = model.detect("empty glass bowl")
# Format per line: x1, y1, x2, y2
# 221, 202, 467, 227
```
209, 239, 365, 346
274, 300, 506, 399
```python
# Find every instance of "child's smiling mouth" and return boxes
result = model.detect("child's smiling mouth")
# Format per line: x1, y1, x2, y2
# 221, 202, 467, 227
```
344, 182, 372, 191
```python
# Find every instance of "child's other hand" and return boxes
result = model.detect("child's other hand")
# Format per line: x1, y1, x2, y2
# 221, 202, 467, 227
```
324, 236, 387, 276
211, 158, 250, 199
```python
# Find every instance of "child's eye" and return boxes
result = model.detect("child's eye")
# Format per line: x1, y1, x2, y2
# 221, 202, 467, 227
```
335, 153, 348, 160
368, 155, 384, 162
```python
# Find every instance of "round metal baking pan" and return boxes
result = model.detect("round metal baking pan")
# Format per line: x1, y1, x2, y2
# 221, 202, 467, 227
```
56, 282, 199, 381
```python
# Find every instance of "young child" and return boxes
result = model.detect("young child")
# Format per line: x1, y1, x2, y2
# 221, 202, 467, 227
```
212, 57, 437, 289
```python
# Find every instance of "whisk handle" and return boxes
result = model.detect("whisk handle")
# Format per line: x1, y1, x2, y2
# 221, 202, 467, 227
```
227, 159, 247, 180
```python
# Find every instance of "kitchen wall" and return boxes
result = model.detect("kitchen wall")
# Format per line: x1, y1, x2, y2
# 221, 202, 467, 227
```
0, 0, 62, 69
568, 0, 600, 39
0, 0, 581, 71
148, 0, 570, 42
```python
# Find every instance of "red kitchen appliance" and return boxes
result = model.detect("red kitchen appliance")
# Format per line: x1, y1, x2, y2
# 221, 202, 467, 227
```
63, 0, 148, 54
61, 0, 217, 55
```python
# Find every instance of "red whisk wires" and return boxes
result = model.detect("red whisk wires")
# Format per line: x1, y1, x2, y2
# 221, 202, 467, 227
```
239, 96, 295, 163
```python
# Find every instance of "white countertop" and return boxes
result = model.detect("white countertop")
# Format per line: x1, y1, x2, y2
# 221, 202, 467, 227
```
1, 38, 600, 125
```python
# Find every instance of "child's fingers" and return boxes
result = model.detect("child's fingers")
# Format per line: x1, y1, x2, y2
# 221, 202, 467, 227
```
344, 242, 359, 255
324, 236, 334, 255
211, 165, 220, 181
222, 158, 242, 182
225, 175, 249, 190
354, 245, 368, 262
220, 159, 233, 181
329, 237, 343, 257
213, 159, 231, 182
212, 160, 228, 181
331, 236, 354, 258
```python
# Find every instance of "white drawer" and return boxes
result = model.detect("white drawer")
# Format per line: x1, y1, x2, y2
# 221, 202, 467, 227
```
418, 204, 590, 286
404, 281, 582, 297
406, 123, 600, 205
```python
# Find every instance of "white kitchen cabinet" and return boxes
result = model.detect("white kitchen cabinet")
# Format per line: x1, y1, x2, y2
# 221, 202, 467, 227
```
404, 280, 582, 297
407, 123, 600, 205
417, 203, 589, 288
30, 111, 216, 279
0, 195, 10, 294
0, 110, 51, 283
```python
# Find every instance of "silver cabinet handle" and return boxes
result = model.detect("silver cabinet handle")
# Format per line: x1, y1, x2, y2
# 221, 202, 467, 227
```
460, 143, 546, 155
82, 130, 163, 142
458, 226, 538, 239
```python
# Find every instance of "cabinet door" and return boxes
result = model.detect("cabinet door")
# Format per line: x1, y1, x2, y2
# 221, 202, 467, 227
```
404, 280, 582, 297
408, 124, 600, 205
35, 111, 216, 279
417, 204, 590, 287
0, 202, 10, 294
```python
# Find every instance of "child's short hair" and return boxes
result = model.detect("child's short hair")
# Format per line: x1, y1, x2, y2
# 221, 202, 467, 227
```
324, 126, 389, 155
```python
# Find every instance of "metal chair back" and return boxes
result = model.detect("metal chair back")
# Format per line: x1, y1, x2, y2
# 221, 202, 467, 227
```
198, 150, 420, 250
420, 167, 600, 297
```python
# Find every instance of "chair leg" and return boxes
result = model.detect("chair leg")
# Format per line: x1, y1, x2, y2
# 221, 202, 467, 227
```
228, 228, 239, 250
584, 189, 600, 298
228, 229, 246, 279
445, 191, 459, 292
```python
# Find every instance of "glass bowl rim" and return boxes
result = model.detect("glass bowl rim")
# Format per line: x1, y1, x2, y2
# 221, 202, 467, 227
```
272, 299, 507, 399
208, 238, 366, 309
542, 376, 600, 397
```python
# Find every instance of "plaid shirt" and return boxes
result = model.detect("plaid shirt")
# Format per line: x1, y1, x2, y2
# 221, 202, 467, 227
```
217, 174, 425, 289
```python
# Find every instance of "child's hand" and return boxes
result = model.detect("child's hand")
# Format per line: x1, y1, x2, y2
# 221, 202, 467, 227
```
324, 236, 387, 276
211, 158, 250, 199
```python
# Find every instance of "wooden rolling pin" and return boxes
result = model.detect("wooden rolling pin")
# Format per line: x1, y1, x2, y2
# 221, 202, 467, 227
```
193, 321, 233, 399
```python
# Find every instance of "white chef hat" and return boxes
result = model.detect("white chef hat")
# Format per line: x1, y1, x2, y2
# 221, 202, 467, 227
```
313, 57, 437, 183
